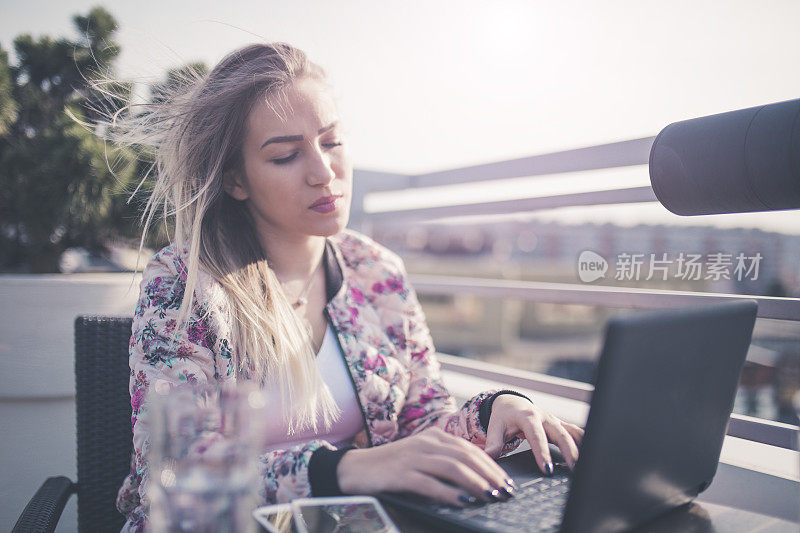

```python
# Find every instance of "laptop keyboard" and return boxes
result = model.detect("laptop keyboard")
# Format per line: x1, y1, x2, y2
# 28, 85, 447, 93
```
434, 475, 571, 532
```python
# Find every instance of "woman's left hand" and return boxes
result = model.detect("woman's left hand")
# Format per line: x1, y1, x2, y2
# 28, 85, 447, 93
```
483, 395, 585, 475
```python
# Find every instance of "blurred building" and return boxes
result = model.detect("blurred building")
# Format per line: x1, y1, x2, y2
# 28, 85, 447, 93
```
366, 220, 800, 425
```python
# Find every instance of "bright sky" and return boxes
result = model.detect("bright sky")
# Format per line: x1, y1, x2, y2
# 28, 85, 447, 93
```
2, 0, 800, 234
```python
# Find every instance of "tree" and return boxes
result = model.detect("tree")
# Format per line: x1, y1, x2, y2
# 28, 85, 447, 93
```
0, 7, 212, 271
0, 46, 17, 136
0, 7, 138, 272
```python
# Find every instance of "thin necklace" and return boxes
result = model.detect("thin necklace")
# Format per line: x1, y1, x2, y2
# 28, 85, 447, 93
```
280, 260, 321, 309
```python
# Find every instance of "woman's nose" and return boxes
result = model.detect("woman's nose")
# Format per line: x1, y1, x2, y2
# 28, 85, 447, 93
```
306, 144, 336, 187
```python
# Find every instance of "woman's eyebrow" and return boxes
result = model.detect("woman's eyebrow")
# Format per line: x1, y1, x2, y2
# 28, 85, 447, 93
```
260, 121, 338, 149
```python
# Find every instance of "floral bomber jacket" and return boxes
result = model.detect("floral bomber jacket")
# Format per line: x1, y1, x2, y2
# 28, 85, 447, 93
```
117, 228, 524, 531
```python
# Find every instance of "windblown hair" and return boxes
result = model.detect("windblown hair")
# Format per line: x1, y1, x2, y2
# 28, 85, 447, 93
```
100, 43, 341, 433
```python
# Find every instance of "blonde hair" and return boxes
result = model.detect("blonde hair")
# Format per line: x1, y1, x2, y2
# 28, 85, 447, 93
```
100, 43, 341, 433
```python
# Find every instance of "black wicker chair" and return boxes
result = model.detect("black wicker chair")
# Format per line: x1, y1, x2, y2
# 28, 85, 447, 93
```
13, 316, 134, 533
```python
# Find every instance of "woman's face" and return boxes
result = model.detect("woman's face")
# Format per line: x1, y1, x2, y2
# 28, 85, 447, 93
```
225, 77, 353, 243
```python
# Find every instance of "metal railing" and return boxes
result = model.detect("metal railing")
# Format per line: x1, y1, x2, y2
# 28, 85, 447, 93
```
436, 354, 799, 450
353, 136, 800, 451
409, 276, 800, 322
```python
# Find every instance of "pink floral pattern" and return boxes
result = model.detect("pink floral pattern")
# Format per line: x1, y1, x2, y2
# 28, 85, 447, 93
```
117, 229, 522, 532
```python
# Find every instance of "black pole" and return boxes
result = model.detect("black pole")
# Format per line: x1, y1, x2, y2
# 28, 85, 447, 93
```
649, 98, 800, 215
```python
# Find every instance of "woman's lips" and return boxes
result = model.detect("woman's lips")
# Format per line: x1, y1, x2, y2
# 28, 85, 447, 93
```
309, 195, 342, 213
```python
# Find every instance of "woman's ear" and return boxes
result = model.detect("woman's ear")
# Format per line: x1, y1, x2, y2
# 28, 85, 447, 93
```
223, 168, 250, 201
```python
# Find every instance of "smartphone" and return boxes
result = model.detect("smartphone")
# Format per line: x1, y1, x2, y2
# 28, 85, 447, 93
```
291, 496, 400, 533
253, 503, 296, 533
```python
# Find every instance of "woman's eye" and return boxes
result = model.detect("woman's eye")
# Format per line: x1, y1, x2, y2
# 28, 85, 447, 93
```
272, 152, 298, 165
271, 142, 341, 165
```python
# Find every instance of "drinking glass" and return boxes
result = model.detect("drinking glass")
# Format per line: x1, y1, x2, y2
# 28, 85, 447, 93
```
146, 381, 268, 533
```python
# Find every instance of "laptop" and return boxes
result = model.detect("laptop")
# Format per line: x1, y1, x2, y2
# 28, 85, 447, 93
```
378, 299, 758, 533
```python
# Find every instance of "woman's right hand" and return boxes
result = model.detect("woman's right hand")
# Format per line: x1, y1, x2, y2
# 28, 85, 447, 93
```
336, 427, 516, 507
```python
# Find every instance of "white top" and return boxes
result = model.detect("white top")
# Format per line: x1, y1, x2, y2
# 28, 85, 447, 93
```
261, 323, 365, 452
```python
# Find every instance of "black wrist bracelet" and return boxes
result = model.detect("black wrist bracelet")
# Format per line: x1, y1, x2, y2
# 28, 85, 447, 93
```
478, 390, 533, 432
308, 445, 357, 497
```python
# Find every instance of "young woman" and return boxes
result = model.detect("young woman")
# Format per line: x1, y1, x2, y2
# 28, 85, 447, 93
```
114, 42, 584, 531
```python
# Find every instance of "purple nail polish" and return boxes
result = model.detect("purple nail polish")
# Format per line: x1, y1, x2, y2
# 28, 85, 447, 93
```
458, 493, 478, 506
485, 488, 503, 501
